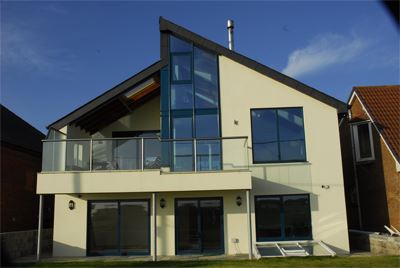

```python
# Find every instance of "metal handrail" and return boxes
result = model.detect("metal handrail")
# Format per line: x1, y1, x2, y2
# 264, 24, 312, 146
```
42, 136, 249, 172
42, 136, 248, 142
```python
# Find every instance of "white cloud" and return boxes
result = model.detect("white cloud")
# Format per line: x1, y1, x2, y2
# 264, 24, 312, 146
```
1, 22, 75, 75
282, 33, 366, 78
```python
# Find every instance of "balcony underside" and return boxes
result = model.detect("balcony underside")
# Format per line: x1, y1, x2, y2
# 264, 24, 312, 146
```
37, 170, 252, 194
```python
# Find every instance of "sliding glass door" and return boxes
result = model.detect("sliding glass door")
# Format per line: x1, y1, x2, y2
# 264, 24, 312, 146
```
175, 198, 224, 254
255, 194, 312, 241
88, 200, 150, 256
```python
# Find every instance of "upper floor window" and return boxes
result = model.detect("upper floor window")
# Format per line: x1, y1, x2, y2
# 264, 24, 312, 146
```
352, 122, 375, 162
251, 108, 306, 163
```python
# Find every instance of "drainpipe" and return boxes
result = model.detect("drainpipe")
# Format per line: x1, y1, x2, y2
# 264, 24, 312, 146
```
246, 190, 253, 259
152, 192, 157, 261
349, 125, 363, 229
36, 195, 43, 261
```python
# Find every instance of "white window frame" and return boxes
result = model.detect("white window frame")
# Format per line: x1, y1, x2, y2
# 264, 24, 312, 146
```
352, 121, 375, 162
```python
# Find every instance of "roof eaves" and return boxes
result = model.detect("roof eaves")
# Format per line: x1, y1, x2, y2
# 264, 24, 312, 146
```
48, 60, 166, 130
352, 90, 400, 164
159, 17, 347, 113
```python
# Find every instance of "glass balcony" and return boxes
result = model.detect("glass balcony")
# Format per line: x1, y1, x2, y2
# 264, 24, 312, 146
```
41, 137, 248, 173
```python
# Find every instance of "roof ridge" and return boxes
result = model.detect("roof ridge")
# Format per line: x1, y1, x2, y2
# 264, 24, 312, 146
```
159, 17, 347, 113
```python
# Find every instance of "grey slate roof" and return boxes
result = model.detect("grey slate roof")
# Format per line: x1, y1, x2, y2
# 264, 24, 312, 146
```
48, 17, 347, 131
159, 17, 347, 113
1, 104, 45, 153
48, 61, 165, 130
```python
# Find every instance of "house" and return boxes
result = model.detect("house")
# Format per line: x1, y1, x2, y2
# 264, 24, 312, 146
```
340, 85, 400, 232
0, 104, 53, 233
36, 17, 349, 259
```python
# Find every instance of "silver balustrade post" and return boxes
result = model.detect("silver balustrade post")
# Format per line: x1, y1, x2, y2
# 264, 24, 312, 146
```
36, 195, 43, 261
89, 139, 93, 171
193, 138, 197, 172
152, 192, 157, 261
141, 138, 144, 171
246, 190, 253, 260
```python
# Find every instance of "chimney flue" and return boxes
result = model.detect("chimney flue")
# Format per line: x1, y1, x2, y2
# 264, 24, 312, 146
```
227, 19, 234, 50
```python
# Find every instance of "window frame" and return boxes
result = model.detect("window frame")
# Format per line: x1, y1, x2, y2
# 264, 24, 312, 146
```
352, 121, 375, 162
254, 194, 313, 242
86, 199, 151, 256
250, 107, 307, 164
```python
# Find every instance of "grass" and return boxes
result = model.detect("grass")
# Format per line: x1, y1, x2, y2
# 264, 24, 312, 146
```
14, 255, 400, 268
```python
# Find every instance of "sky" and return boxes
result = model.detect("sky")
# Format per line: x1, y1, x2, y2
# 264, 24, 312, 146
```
1, 1, 399, 134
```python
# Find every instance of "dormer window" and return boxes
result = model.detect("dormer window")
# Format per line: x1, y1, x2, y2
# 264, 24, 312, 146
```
352, 122, 375, 162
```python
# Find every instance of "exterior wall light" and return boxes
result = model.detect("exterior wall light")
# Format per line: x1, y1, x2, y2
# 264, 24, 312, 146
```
160, 198, 166, 209
321, 185, 330, 190
68, 200, 75, 210
236, 196, 242, 206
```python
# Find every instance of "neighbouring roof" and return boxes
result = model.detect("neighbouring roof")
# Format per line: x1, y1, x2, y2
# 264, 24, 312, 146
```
48, 17, 347, 132
352, 85, 400, 162
1, 104, 45, 153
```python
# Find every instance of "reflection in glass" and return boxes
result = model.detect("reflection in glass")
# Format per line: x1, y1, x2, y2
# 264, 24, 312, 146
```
196, 140, 221, 171
120, 201, 149, 255
251, 108, 305, 162
195, 112, 219, 138
113, 139, 141, 170
170, 35, 192, 52
88, 200, 150, 256
173, 141, 193, 171
171, 54, 191, 82
277, 109, 305, 141
255, 196, 282, 240
283, 195, 311, 239
171, 84, 193, 109
65, 140, 90, 171
279, 140, 305, 161
176, 198, 223, 254
252, 109, 277, 143
194, 47, 219, 108
144, 139, 161, 169
357, 123, 372, 158
200, 199, 223, 252
172, 115, 193, 139
88, 202, 118, 255
176, 200, 200, 252
255, 195, 312, 241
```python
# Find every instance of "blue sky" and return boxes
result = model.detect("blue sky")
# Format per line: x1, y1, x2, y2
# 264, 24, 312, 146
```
1, 1, 398, 133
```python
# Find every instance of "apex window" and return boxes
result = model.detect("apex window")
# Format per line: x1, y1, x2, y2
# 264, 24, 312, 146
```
251, 108, 306, 163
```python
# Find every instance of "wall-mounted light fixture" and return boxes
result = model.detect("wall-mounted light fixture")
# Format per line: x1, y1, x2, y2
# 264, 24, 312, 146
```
321, 185, 330, 190
234, 120, 239, 125
236, 196, 242, 206
68, 200, 75, 210
160, 198, 166, 209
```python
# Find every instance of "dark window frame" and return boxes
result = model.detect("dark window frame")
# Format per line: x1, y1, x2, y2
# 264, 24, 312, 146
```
351, 121, 375, 162
86, 199, 151, 256
254, 194, 312, 242
250, 107, 307, 164
174, 197, 224, 255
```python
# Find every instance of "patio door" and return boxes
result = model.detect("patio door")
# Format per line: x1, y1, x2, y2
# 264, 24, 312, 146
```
175, 198, 224, 255
87, 200, 150, 256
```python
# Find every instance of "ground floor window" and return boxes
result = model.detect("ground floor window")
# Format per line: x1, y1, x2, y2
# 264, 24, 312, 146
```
255, 194, 312, 241
175, 198, 224, 254
87, 200, 150, 256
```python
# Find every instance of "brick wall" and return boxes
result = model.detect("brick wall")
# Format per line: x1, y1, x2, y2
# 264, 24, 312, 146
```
1, 143, 54, 232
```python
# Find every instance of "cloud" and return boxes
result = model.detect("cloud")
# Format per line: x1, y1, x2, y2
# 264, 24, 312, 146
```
1, 22, 75, 75
282, 33, 366, 78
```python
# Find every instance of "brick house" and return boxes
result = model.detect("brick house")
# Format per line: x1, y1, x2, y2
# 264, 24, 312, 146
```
340, 85, 400, 232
